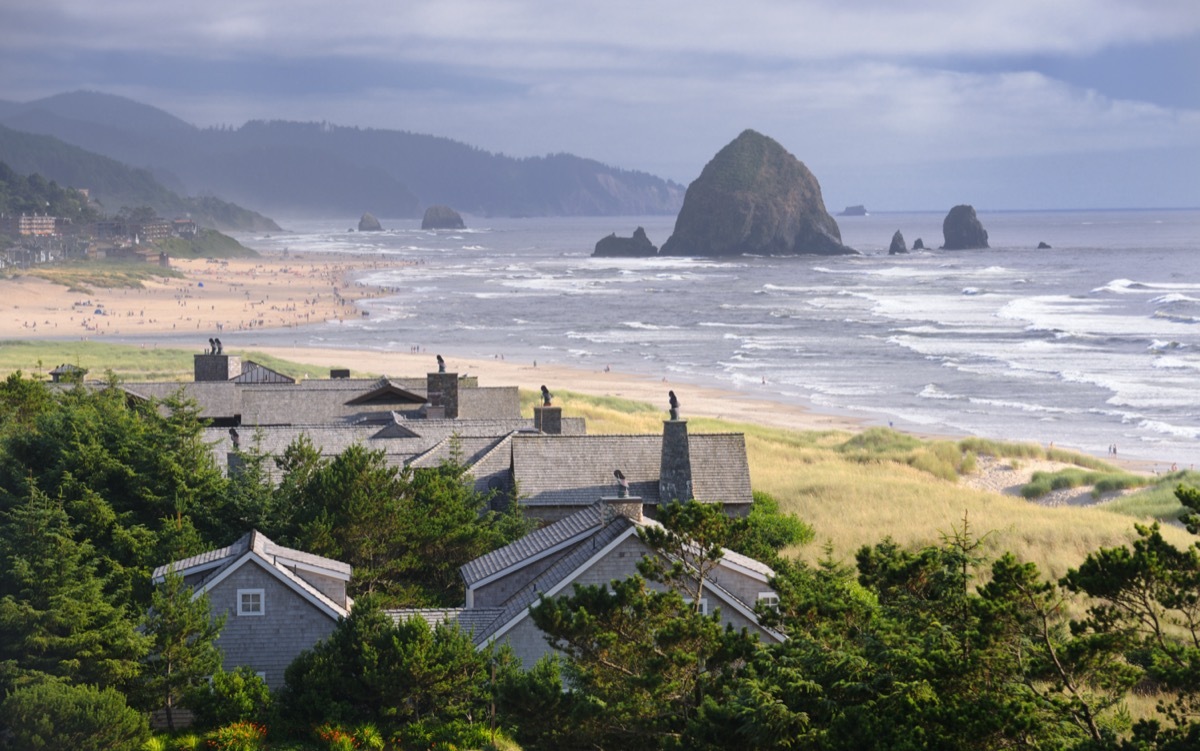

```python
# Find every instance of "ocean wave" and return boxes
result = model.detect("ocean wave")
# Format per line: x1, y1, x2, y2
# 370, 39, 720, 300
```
918, 384, 958, 400
1137, 419, 1200, 440
621, 321, 681, 331
1148, 340, 1187, 352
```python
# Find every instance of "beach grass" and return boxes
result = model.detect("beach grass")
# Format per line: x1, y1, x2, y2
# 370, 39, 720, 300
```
0, 340, 350, 383
536, 389, 1196, 579
0, 261, 183, 292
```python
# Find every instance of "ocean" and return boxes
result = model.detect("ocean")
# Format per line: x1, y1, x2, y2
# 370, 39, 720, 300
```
224, 209, 1199, 466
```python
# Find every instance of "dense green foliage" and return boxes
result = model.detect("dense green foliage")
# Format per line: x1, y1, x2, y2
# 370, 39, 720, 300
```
275, 598, 506, 736
140, 569, 225, 730
0, 159, 98, 227
154, 228, 256, 259
0, 675, 149, 751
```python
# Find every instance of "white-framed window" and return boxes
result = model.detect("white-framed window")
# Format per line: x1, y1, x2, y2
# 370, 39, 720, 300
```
683, 597, 710, 615
237, 588, 265, 616
757, 592, 780, 611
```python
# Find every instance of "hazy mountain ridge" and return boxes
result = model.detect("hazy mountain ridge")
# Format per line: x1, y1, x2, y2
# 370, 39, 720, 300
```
0, 125, 280, 232
0, 92, 686, 218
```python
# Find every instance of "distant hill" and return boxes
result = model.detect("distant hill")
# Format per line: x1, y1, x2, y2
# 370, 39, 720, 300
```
0, 125, 279, 232
0, 91, 685, 218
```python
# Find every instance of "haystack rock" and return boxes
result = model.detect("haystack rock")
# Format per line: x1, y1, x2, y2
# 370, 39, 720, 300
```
941, 205, 989, 249
659, 130, 856, 257
421, 205, 465, 230
593, 226, 658, 257
358, 212, 383, 232
912, 238, 926, 250
888, 230, 908, 255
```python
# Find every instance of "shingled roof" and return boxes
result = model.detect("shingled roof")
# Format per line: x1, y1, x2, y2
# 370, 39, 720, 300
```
460, 501, 784, 648
152, 530, 351, 620
509, 432, 752, 509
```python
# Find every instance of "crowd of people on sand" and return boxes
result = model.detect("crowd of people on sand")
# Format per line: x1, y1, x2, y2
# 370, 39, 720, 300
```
7, 255, 386, 338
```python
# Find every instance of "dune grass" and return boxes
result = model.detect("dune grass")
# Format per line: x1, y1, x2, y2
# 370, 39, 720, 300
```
1021, 468, 1154, 500
0, 340, 355, 383
1, 261, 183, 292
532, 390, 1196, 580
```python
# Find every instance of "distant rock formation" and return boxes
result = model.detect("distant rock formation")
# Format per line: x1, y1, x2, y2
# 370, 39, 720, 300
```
659, 130, 856, 257
358, 212, 383, 232
839, 205, 868, 216
593, 226, 658, 257
888, 230, 908, 255
421, 205, 465, 230
912, 238, 925, 250
941, 205, 989, 249
1038, 241, 1052, 249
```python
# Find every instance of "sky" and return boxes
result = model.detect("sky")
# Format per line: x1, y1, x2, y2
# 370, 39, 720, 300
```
1, 0, 1198, 210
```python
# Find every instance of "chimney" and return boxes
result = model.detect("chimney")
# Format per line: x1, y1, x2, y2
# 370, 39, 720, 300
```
534, 405, 562, 434
659, 419, 692, 504
194, 353, 242, 381
426, 371, 459, 419
601, 495, 644, 524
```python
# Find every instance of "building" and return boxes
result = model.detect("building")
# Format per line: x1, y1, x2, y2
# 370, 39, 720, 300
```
152, 530, 351, 690
1, 213, 58, 237
393, 496, 784, 667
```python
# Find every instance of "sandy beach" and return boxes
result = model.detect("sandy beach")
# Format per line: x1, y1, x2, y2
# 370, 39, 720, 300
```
1, 249, 1164, 497
2, 255, 382, 338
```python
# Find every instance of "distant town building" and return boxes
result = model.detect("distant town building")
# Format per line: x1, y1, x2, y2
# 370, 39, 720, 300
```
1, 213, 58, 237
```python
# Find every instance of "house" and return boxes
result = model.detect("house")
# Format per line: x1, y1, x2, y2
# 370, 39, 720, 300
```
392, 496, 784, 668
151, 531, 351, 689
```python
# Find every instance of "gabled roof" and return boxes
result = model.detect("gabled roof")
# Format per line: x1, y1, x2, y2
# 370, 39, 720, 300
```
153, 530, 351, 621
462, 502, 784, 647
461, 503, 604, 586
344, 378, 427, 406
509, 433, 753, 508
232, 361, 295, 384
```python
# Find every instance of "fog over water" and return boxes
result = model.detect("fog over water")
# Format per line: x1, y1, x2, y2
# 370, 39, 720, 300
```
196, 209, 1200, 466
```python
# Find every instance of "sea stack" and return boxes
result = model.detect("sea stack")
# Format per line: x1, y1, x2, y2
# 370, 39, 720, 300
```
358, 212, 383, 232
593, 227, 658, 257
888, 230, 908, 255
659, 130, 856, 257
941, 205, 989, 249
912, 238, 925, 250
421, 205, 465, 230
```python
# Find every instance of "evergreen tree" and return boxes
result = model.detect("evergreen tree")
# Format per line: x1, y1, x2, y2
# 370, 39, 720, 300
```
139, 567, 225, 731
0, 486, 147, 695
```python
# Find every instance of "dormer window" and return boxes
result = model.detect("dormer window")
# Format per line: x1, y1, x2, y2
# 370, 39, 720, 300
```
238, 588, 264, 616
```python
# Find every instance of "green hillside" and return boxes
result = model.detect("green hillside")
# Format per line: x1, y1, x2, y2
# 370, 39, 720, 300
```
0, 124, 279, 231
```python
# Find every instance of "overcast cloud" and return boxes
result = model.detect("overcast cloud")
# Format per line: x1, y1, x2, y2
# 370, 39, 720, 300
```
1, 0, 1197, 209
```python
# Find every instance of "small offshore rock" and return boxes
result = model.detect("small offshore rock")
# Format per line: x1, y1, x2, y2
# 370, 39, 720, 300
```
421, 205, 466, 230
1038, 241, 1052, 249
888, 230, 908, 255
593, 226, 658, 257
358, 212, 383, 232
912, 237, 925, 250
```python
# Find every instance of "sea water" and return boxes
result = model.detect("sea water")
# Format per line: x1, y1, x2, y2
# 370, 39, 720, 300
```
222, 209, 1199, 466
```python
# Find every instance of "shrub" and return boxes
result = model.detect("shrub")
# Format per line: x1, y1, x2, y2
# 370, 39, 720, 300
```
206, 720, 267, 751
0, 676, 149, 751
188, 666, 272, 730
